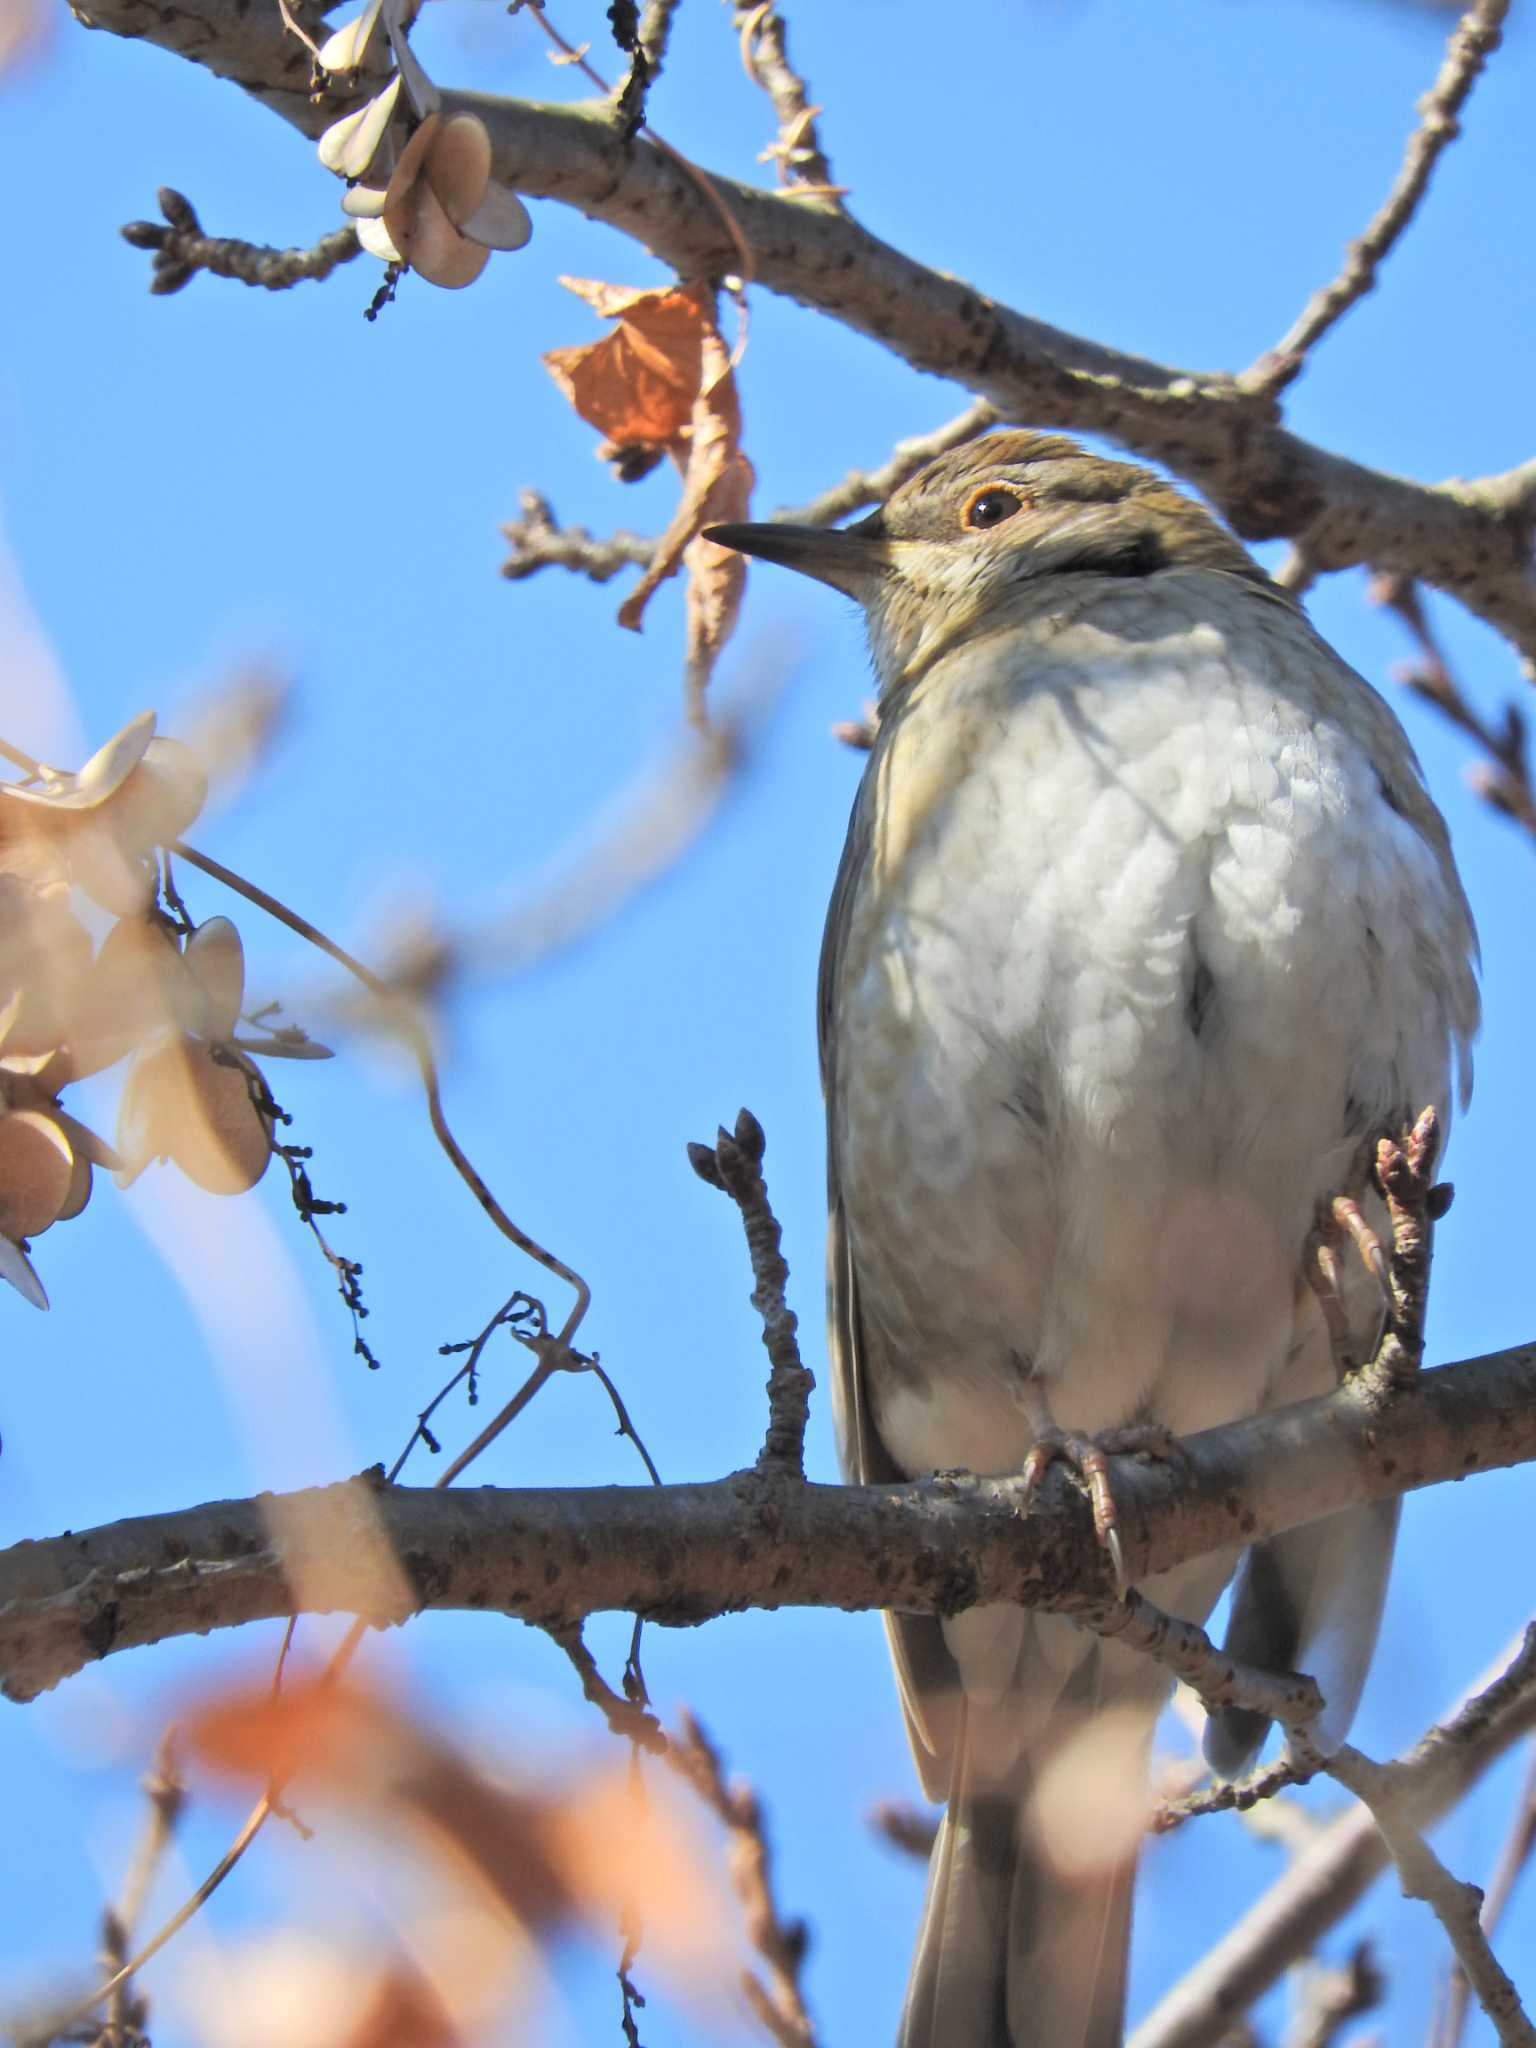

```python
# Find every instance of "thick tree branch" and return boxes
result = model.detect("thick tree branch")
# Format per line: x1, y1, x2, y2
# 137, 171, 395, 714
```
71, 0, 1536, 658
3, 1340, 1533, 1703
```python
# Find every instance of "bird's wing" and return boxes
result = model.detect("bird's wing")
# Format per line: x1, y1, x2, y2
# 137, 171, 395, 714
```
820, 763, 963, 1800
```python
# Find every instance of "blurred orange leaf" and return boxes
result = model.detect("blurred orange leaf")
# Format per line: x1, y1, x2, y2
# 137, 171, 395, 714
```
188, 1679, 727, 1972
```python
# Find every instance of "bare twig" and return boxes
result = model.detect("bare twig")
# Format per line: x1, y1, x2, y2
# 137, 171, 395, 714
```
776, 399, 1002, 526
1088, 1589, 1325, 1744
688, 1109, 814, 1474
556, 1629, 816, 2048
1373, 572, 1536, 843
1133, 1628, 1536, 2048
1241, 0, 1510, 393
871, 1800, 939, 1861
1151, 1756, 1303, 1836
673, 1711, 817, 2048
1283, 1942, 1384, 2048
500, 490, 656, 584
120, 187, 361, 295
638, 0, 681, 76
1433, 1738, 1536, 2048
169, 838, 592, 1359
733, 3, 846, 206
553, 1625, 669, 1754
1327, 1741, 1536, 2045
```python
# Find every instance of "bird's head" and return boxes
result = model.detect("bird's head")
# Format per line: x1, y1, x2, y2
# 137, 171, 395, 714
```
708, 431, 1268, 689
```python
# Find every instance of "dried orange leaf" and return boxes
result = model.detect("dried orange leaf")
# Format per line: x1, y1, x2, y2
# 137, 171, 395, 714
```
682, 450, 754, 722
543, 279, 714, 449
617, 313, 754, 670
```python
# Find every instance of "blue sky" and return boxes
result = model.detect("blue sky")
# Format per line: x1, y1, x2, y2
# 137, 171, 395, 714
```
2, 1, 1534, 2042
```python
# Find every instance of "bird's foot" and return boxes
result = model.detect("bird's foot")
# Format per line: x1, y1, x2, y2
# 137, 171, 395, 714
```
1327, 1193, 1389, 1290
1020, 1425, 1182, 1598
1305, 1191, 1391, 1379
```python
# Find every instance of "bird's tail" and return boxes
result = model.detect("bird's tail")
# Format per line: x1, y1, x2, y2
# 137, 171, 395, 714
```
897, 1705, 1136, 2048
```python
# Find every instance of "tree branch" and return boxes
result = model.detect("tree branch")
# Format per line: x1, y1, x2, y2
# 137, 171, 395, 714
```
1133, 1629, 1536, 2048
71, 0, 1536, 658
3, 1340, 1534, 1703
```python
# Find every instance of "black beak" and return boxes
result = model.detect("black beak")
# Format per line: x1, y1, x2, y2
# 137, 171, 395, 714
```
703, 517, 889, 599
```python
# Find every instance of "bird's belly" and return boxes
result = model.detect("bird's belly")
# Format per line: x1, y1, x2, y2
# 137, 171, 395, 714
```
833, 647, 1451, 1480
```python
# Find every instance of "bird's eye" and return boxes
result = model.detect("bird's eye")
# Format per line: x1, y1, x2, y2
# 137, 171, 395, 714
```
963, 486, 1026, 531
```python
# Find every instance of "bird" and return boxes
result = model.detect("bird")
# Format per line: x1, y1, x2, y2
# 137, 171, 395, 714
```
706, 430, 1478, 2048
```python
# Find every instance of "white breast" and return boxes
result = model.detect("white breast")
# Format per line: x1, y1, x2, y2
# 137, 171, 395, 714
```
830, 573, 1471, 1478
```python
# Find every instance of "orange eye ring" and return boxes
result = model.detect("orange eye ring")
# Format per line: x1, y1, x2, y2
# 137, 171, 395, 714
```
963, 485, 1028, 531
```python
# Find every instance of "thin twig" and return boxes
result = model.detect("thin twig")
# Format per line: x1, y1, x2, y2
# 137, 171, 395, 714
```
1151, 1756, 1302, 1836
1087, 1589, 1325, 1744
120, 187, 361, 295
1433, 1738, 1536, 2048
733, 3, 846, 207
688, 1109, 813, 1475
1328, 1742, 1536, 2046
776, 399, 1002, 527
525, 3, 755, 284
1283, 1942, 1384, 2048
672, 1711, 818, 2048
555, 1630, 818, 2048
501, 490, 656, 584
1132, 1627, 1536, 2048
170, 838, 592, 1355
638, 0, 681, 77
1240, 0, 1510, 394
871, 1801, 938, 1861
1373, 572, 1536, 844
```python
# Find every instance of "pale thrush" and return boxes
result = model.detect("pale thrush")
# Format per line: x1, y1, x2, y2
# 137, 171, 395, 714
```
709, 432, 1478, 2048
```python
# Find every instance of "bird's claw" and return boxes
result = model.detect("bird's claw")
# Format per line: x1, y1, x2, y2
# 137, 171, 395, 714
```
1328, 1193, 1389, 1291
1021, 1427, 1128, 1599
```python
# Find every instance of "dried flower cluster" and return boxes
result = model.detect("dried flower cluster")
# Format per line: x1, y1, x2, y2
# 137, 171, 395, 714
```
315, 0, 532, 287
0, 712, 325, 1307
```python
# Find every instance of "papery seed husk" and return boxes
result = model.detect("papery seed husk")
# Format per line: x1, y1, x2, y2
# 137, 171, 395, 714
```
424, 112, 491, 228
0, 1109, 74, 1239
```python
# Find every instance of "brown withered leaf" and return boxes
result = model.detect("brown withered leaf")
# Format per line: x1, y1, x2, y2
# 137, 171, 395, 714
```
545, 280, 755, 718
617, 318, 755, 721
542, 278, 712, 448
